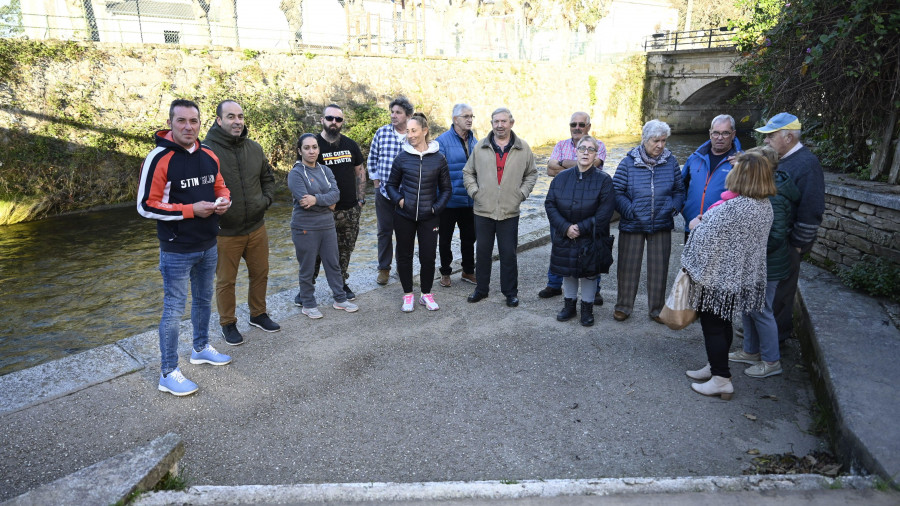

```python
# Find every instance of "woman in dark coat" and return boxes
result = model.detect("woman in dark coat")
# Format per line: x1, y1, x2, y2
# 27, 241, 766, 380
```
612, 119, 685, 323
385, 113, 452, 312
544, 136, 616, 326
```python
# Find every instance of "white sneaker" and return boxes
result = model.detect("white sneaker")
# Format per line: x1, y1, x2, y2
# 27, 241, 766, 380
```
744, 360, 782, 378
729, 350, 761, 365
302, 307, 323, 319
420, 293, 439, 311
401, 293, 415, 312
333, 300, 359, 312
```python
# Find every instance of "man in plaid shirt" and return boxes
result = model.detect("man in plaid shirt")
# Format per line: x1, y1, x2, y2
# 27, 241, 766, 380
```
539, 111, 607, 305
368, 96, 414, 285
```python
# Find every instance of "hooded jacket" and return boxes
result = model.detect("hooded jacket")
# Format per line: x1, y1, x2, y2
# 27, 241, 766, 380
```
137, 130, 229, 253
385, 140, 452, 221
766, 170, 801, 281
203, 122, 275, 236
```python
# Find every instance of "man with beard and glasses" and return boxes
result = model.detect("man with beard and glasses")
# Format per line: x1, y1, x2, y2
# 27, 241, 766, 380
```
302, 103, 366, 303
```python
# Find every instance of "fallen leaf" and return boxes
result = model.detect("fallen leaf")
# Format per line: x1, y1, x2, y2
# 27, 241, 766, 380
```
747, 449, 760, 455
760, 394, 779, 401
744, 413, 758, 421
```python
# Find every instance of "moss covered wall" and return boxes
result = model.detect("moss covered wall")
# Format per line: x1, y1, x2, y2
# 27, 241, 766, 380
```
0, 40, 646, 224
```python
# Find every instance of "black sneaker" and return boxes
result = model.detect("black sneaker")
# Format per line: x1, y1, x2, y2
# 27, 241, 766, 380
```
593, 291, 604, 306
221, 323, 244, 346
249, 313, 281, 333
538, 286, 562, 298
294, 292, 303, 307
343, 284, 357, 301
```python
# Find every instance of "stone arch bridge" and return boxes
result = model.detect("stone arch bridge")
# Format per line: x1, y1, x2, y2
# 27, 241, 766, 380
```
644, 47, 761, 133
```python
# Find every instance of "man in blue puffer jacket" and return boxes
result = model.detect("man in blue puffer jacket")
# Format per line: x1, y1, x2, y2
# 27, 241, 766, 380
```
681, 114, 742, 242
612, 119, 685, 323
436, 104, 478, 288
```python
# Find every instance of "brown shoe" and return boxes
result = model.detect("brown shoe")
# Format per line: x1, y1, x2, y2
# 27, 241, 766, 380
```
439, 275, 451, 287
613, 310, 628, 321
376, 269, 390, 285
650, 315, 664, 324
460, 272, 477, 284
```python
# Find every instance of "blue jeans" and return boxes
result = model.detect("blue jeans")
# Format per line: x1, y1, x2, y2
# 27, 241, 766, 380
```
158, 246, 217, 375
742, 280, 780, 363
548, 269, 600, 291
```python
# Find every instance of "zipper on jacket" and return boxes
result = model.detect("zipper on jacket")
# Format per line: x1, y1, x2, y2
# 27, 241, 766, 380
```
650, 166, 656, 231
415, 154, 423, 221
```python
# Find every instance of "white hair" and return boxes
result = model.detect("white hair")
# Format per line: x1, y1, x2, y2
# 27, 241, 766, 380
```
641, 119, 671, 143
452, 103, 472, 118
709, 114, 735, 131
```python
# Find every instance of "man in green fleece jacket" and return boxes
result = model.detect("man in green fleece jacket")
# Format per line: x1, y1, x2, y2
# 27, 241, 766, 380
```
204, 100, 279, 345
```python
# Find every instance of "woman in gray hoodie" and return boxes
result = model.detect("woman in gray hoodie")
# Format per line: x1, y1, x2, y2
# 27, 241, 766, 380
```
289, 133, 359, 319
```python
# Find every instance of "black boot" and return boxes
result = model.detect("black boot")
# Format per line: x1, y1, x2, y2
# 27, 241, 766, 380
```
580, 301, 595, 327
556, 298, 577, 321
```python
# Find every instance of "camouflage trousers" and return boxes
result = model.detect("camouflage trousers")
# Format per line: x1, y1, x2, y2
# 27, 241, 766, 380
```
315, 205, 361, 281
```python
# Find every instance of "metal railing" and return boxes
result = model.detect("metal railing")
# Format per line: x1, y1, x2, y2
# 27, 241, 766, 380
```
643, 27, 736, 52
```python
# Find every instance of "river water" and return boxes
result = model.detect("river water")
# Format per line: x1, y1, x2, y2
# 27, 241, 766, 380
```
0, 133, 729, 375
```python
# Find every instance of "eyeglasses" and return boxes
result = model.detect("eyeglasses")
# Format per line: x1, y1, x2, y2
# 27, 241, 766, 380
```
576, 146, 597, 153
710, 130, 733, 138
324, 116, 344, 123
570, 122, 587, 128
459, 115, 474, 120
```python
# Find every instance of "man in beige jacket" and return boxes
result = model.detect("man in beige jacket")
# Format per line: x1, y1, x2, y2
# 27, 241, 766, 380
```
463, 107, 538, 307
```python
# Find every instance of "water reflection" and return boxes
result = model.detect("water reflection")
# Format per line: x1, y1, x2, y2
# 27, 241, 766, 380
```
0, 133, 726, 375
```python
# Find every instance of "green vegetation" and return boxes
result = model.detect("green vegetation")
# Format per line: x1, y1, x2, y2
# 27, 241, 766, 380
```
0, 0, 23, 37
838, 257, 900, 302
731, 0, 900, 174
344, 102, 391, 150
607, 54, 647, 134
0, 39, 101, 85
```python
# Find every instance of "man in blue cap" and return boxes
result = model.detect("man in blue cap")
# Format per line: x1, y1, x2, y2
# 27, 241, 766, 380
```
756, 112, 825, 342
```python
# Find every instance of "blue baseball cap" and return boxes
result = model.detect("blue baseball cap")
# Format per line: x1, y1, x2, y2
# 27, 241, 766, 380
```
755, 112, 802, 133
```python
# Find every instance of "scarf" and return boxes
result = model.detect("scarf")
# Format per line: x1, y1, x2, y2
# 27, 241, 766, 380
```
680, 195, 773, 320
634, 144, 671, 168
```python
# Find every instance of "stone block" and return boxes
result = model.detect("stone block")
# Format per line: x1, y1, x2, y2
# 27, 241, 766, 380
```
843, 199, 860, 210
872, 244, 900, 264
825, 230, 847, 244
858, 203, 876, 215
4, 433, 183, 506
811, 243, 829, 259
840, 218, 869, 238
820, 214, 840, 230
868, 216, 900, 233
876, 207, 900, 223
825, 194, 846, 206
837, 246, 862, 261
866, 228, 893, 247
845, 234, 874, 253
850, 211, 869, 223
834, 206, 852, 218
827, 249, 842, 263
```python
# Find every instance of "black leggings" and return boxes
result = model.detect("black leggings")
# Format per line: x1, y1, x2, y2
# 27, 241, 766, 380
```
394, 211, 440, 294
700, 310, 733, 378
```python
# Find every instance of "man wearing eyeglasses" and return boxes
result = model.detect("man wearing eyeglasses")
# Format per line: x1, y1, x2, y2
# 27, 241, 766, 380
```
539, 112, 607, 303
436, 103, 478, 288
204, 99, 279, 347
680, 114, 742, 242
312, 103, 366, 303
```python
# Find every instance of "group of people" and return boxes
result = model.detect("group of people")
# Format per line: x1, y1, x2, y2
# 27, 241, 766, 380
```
138, 97, 823, 400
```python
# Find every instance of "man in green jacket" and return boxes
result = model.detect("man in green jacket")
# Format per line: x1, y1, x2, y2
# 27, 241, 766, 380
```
463, 107, 538, 307
204, 100, 279, 345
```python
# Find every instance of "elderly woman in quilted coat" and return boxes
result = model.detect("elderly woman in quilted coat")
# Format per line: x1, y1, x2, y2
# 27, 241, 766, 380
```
612, 119, 685, 323
544, 136, 615, 327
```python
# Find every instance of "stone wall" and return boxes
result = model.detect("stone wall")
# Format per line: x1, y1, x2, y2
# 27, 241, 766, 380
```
811, 175, 900, 269
0, 41, 647, 224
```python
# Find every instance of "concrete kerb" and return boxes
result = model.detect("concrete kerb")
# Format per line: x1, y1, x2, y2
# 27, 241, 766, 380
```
134, 475, 877, 505
794, 263, 900, 487
2, 433, 183, 506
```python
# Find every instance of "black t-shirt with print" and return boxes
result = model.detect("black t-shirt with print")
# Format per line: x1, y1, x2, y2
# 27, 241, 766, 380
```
316, 133, 364, 210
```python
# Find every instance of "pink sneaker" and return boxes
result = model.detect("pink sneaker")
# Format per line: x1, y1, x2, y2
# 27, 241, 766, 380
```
401, 293, 415, 312
420, 293, 439, 311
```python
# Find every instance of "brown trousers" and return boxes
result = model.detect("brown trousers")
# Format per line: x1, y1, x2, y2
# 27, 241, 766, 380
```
614, 230, 672, 318
216, 224, 270, 326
